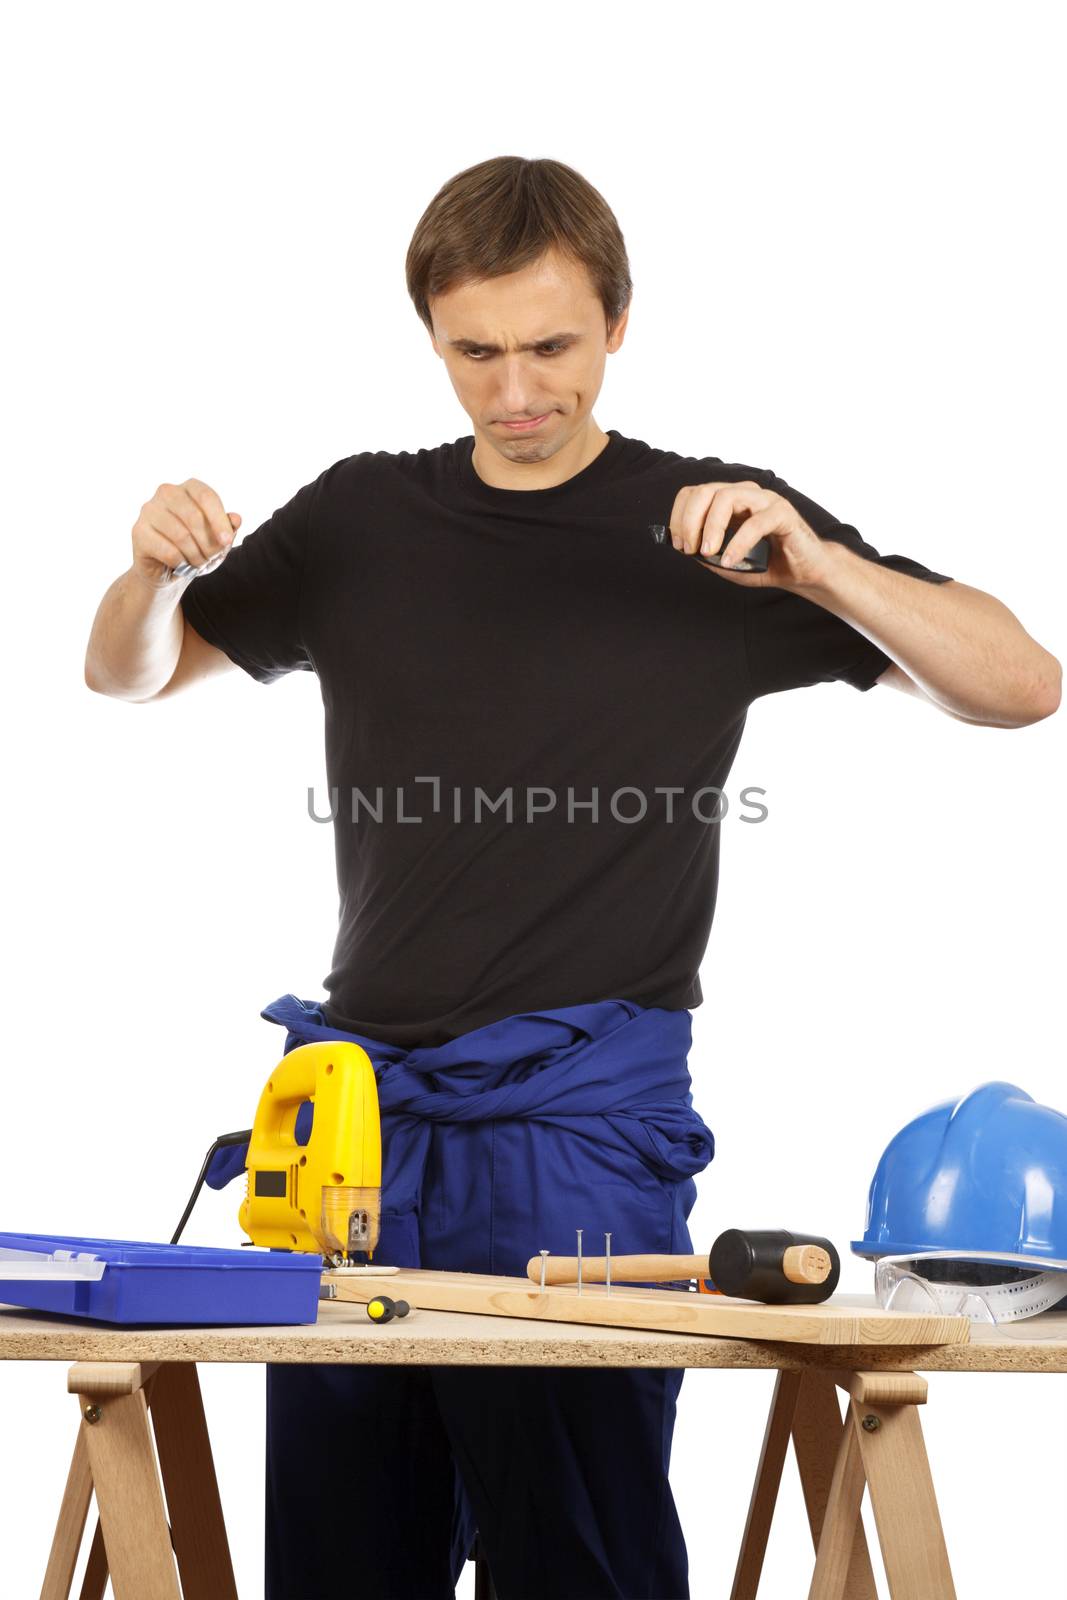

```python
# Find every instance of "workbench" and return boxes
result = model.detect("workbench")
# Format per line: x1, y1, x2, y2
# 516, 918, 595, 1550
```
3, 1291, 1065, 1600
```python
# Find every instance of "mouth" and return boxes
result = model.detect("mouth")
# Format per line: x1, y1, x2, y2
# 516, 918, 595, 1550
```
497, 413, 552, 431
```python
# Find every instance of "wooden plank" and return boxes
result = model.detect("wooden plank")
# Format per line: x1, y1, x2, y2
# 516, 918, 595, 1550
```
323, 1268, 971, 1346
67, 1362, 158, 1397
40, 1426, 93, 1600
793, 1373, 878, 1599
848, 1371, 927, 1406
5, 1293, 1058, 1369
74, 1389, 181, 1600
852, 1398, 956, 1598
78, 1518, 108, 1600
807, 1411, 870, 1600
148, 1364, 238, 1600
730, 1369, 802, 1599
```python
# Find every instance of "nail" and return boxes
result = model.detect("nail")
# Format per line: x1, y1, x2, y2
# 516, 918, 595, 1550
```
539, 1249, 549, 1291
605, 1232, 612, 1296
576, 1229, 583, 1296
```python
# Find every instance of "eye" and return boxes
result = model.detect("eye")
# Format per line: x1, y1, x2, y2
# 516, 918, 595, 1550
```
461, 344, 566, 361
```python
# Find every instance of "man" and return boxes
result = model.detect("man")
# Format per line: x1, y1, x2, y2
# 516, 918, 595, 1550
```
84, 156, 1060, 1600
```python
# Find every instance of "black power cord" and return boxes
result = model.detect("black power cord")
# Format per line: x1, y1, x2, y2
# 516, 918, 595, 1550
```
171, 1130, 253, 1245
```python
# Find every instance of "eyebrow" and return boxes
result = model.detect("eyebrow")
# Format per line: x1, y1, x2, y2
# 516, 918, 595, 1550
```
446, 331, 581, 353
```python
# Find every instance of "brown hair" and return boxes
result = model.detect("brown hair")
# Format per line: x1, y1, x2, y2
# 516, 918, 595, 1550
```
405, 156, 632, 339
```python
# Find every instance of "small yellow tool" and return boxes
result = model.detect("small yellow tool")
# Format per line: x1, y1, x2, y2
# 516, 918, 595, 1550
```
238, 1040, 382, 1264
366, 1293, 410, 1323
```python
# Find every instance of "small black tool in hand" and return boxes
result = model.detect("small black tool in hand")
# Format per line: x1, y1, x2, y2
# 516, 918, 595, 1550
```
649, 521, 771, 573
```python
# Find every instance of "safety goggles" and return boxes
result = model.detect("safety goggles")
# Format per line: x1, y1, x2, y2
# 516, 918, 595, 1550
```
873, 1252, 1067, 1325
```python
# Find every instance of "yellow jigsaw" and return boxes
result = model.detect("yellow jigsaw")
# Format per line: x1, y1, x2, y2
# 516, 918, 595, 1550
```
238, 1040, 382, 1264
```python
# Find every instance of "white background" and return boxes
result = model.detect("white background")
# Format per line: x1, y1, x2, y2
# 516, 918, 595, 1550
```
3, 1, 1064, 1594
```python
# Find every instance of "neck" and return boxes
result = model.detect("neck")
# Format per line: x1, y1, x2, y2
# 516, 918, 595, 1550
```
470, 417, 610, 491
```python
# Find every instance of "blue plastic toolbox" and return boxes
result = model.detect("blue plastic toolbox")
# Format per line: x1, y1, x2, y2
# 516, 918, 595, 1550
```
0, 1232, 324, 1326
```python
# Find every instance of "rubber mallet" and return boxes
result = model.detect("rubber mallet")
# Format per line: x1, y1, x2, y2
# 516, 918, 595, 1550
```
525, 1228, 841, 1305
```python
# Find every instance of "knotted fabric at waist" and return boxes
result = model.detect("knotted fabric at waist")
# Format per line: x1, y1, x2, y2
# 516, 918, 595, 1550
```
206, 993, 715, 1257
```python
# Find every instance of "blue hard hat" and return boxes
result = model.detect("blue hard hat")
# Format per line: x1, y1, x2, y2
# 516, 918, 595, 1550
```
851, 1081, 1067, 1270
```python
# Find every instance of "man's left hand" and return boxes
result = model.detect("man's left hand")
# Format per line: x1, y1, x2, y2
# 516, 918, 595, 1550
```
668, 481, 834, 591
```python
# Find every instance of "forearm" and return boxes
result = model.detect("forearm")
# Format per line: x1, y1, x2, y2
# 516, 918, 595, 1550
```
84, 565, 188, 701
795, 542, 1062, 726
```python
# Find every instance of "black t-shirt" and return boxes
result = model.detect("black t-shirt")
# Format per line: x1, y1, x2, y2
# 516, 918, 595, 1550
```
180, 430, 952, 1046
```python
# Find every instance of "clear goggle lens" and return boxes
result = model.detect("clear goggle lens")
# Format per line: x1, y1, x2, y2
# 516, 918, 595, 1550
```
874, 1254, 1067, 1325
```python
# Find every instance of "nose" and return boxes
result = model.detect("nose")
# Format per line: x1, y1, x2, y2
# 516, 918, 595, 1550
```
495, 355, 548, 417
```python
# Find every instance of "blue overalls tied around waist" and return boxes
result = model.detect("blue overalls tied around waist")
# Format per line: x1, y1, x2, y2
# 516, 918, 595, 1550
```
228, 993, 714, 1595
207, 992, 715, 1274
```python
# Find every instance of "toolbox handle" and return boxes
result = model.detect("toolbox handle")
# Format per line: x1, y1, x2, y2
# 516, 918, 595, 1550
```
0, 1247, 107, 1281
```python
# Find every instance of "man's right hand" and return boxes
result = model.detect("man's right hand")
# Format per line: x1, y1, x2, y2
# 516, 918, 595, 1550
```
132, 477, 242, 589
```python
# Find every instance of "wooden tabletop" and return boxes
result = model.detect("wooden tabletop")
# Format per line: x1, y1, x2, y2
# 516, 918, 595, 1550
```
1, 1294, 1065, 1371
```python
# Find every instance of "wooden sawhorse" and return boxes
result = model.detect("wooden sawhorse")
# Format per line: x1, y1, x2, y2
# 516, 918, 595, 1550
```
42, 1360, 235, 1600
40, 1358, 948, 1600
8, 1295, 1060, 1598
732, 1367, 953, 1599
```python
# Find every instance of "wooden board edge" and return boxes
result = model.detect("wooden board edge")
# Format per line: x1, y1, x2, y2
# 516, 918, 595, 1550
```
320, 1269, 971, 1347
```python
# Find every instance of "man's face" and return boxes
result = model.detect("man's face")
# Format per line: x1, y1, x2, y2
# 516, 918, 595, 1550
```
428, 245, 628, 466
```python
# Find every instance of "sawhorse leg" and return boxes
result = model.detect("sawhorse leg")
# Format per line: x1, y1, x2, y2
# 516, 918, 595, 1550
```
730, 1367, 956, 1600
40, 1360, 237, 1600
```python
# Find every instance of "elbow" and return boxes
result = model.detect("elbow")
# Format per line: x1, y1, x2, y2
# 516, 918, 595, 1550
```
84, 648, 117, 698
1008, 653, 1061, 727
1026, 652, 1062, 723
83, 658, 157, 703
84, 659, 119, 699
956, 654, 1062, 728
1028, 689, 1061, 726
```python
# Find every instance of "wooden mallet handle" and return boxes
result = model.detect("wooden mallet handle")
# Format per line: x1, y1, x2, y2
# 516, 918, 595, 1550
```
528, 1253, 707, 1285
524, 1246, 829, 1287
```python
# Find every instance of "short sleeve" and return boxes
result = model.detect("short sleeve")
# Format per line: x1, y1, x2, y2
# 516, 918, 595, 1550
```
741, 467, 954, 699
179, 473, 320, 684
